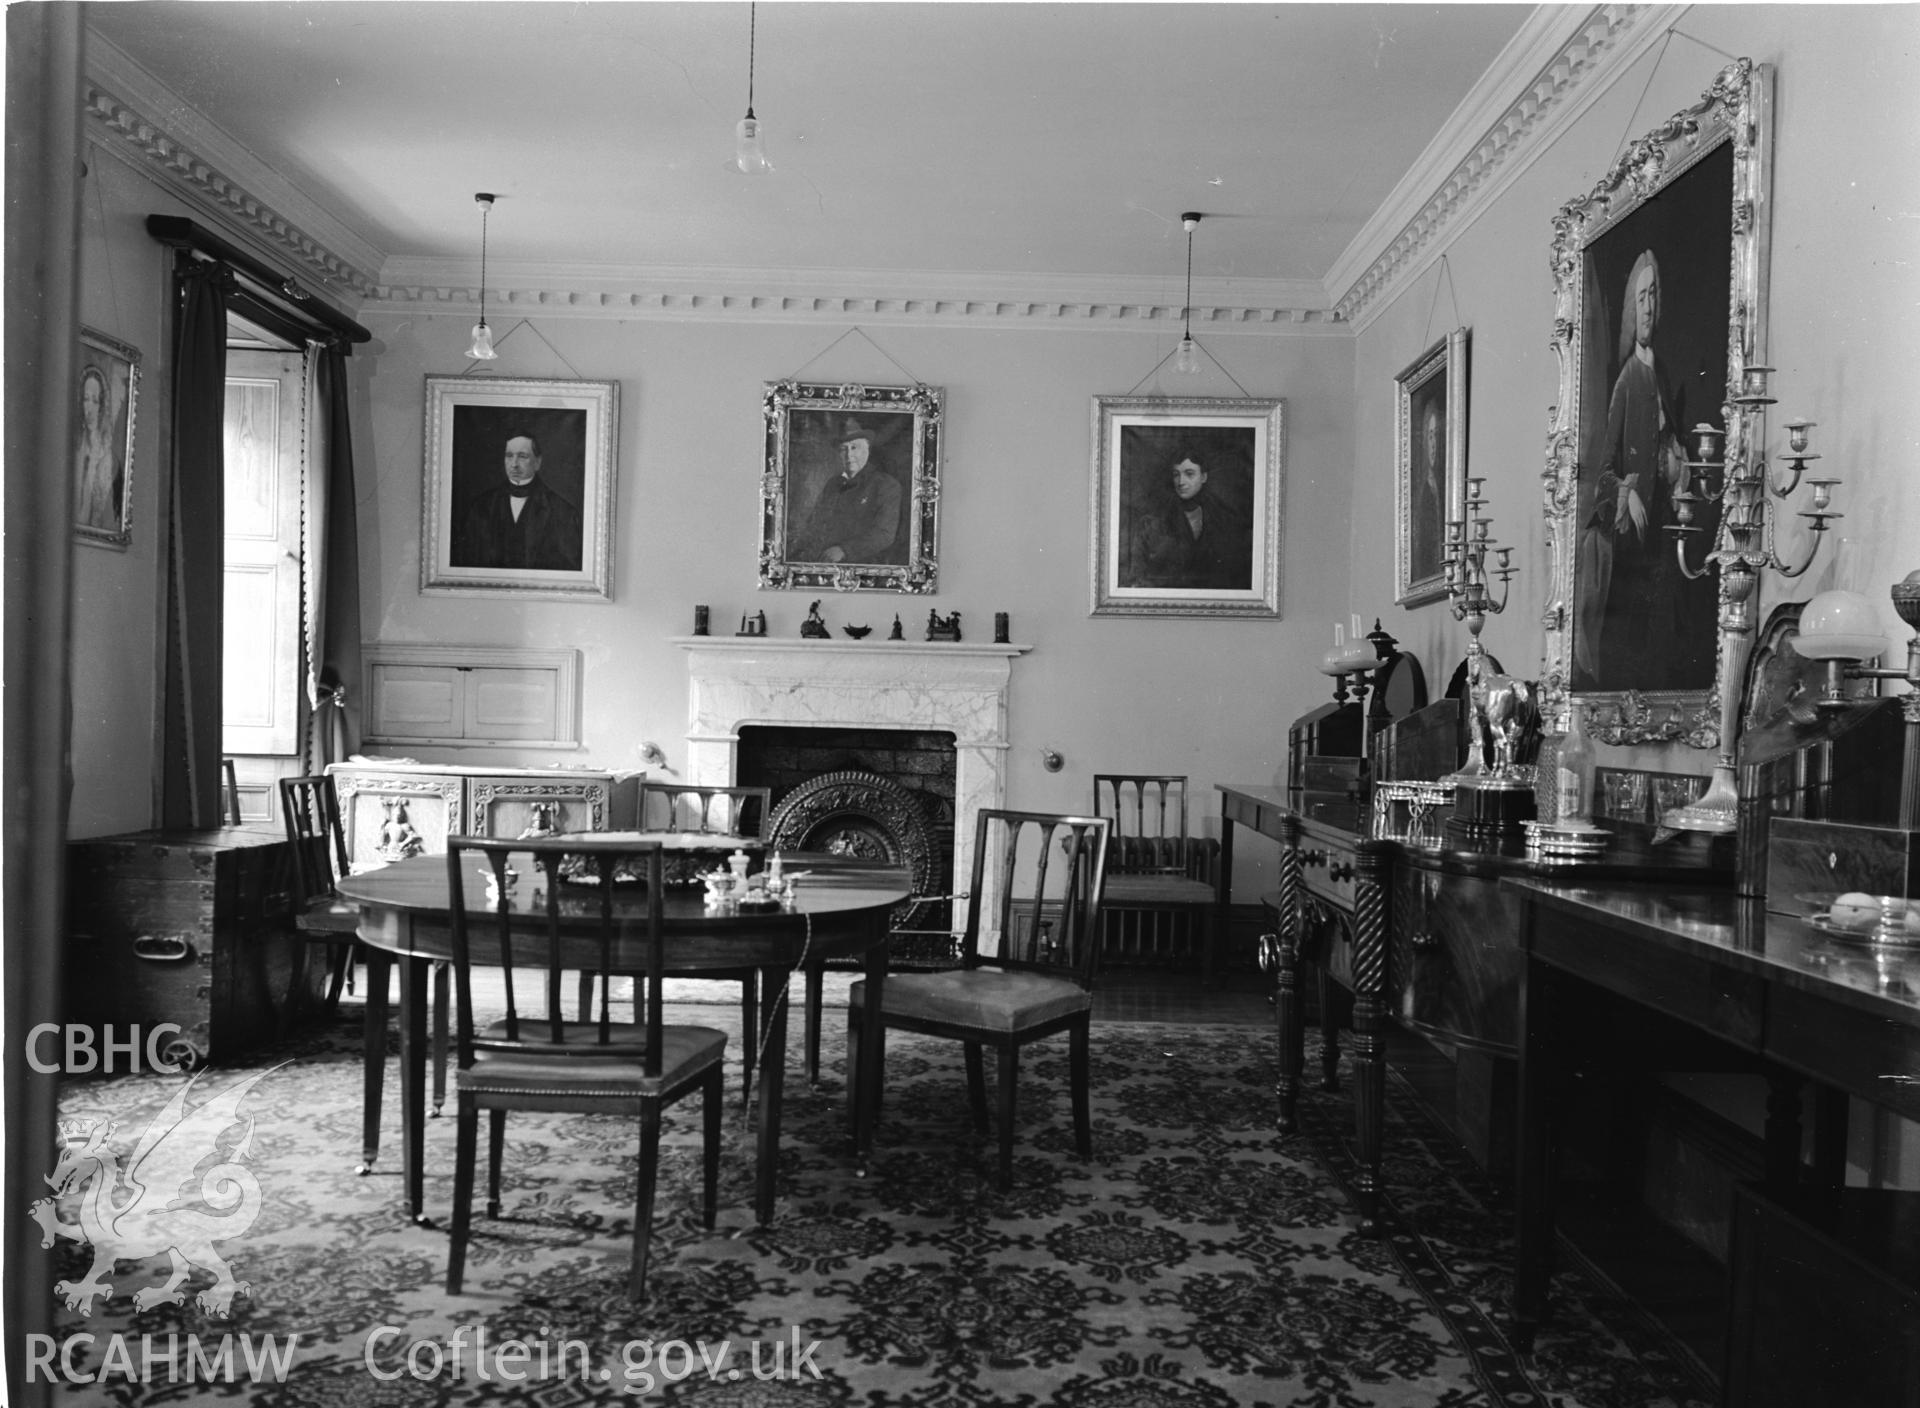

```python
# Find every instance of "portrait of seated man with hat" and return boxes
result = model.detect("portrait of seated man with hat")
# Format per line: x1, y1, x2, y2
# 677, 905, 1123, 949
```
789, 417, 904, 565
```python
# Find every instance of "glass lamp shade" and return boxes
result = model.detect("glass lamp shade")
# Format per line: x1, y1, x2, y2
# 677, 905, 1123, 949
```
1173, 337, 1200, 375
732, 114, 771, 174
466, 321, 497, 360
1796, 588, 1883, 660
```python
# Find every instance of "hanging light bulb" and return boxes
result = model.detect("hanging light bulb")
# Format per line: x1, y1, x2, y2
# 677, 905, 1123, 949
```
467, 192, 498, 360
1174, 211, 1201, 374
729, 3, 771, 174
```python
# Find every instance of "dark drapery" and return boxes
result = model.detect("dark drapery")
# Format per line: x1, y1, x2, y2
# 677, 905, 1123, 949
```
306, 341, 363, 771
159, 256, 229, 829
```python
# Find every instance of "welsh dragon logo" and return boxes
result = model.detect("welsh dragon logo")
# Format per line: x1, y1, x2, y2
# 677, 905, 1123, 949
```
32, 1065, 282, 1317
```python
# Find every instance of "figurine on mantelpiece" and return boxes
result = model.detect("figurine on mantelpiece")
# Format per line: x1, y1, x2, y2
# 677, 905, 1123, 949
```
737, 610, 768, 637
800, 601, 832, 639
842, 623, 872, 639
888, 613, 904, 641
926, 609, 962, 642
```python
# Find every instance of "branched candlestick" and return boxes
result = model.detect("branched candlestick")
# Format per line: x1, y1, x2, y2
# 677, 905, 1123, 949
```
1662, 366, 1843, 832
1442, 477, 1518, 781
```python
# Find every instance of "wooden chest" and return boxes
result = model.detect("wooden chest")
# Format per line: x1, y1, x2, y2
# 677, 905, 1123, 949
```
65, 826, 321, 1071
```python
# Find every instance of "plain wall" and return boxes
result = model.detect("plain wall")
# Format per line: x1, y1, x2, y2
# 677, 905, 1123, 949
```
355, 312, 1354, 897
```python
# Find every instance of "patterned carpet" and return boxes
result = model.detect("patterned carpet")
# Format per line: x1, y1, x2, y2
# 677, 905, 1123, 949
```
34, 998, 1714, 1407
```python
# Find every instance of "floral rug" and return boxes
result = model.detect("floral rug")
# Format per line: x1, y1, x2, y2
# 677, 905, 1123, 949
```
32, 1003, 1713, 1407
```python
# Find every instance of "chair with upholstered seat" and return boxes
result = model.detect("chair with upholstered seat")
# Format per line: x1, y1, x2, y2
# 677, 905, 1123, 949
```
847, 808, 1109, 1190
1092, 774, 1221, 981
445, 836, 724, 1300
282, 775, 453, 1122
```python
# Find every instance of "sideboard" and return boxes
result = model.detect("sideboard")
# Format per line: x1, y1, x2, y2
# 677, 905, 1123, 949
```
1217, 781, 1734, 1231
326, 761, 640, 869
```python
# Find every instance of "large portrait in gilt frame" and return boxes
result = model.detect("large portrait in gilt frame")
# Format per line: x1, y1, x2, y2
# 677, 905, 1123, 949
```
759, 380, 942, 593
1541, 59, 1772, 748
421, 376, 618, 600
1394, 328, 1468, 607
74, 327, 140, 549
1089, 395, 1283, 618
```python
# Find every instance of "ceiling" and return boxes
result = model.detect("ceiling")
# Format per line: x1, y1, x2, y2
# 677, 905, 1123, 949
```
87, 2, 1535, 302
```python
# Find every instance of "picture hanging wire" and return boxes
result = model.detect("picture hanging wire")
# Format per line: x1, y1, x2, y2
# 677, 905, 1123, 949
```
1121, 338, 1254, 400
1418, 255, 1462, 351
1609, 28, 1740, 165
461, 319, 586, 379
782, 325, 926, 386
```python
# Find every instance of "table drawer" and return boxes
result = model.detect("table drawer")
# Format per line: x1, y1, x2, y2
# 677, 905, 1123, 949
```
1299, 834, 1360, 910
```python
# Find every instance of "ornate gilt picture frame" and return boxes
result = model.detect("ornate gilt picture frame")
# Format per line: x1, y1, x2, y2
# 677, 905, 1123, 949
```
759, 380, 943, 594
1393, 328, 1468, 608
1088, 395, 1283, 618
1540, 59, 1772, 747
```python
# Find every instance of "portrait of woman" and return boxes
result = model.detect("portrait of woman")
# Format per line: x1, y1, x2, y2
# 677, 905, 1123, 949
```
73, 329, 139, 546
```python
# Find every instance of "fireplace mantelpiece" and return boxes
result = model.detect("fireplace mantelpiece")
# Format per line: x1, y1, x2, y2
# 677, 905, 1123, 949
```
675, 638, 1028, 927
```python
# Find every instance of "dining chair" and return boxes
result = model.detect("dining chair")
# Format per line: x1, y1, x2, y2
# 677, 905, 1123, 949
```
1091, 774, 1221, 981
444, 837, 725, 1300
281, 775, 453, 1115
278, 774, 365, 1015
616, 782, 773, 1105
846, 808, 1109, 1191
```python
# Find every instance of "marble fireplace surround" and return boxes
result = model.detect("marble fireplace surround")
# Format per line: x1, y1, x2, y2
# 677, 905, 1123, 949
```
676, 638, 1029, 928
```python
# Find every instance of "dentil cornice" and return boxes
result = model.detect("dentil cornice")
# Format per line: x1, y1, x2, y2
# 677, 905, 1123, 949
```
1329, 4, 1687, 330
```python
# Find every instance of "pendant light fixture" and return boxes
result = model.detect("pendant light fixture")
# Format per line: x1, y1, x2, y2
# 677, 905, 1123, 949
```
730, 2, 771, 174
467, 192, 498, 360
1174, 211, 1202, 375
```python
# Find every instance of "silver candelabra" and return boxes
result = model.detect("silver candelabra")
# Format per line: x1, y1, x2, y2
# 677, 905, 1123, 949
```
1443, 477, 1518, 782
1663, 365, 1842, 831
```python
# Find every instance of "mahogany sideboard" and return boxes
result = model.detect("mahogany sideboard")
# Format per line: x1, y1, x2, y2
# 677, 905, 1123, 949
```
1216, 781, 1733, 1231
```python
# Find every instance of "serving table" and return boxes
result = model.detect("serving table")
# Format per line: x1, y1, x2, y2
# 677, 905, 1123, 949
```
1215, 781, 1730, 1230
337, 847, 911, 1228
1508, 881, 1920, 1359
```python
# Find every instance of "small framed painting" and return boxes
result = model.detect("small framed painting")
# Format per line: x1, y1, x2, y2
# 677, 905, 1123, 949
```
1089, 395, 1283, 618
74, 327, 140, 549
1394, 327, 1469, 607
420, 376, 618, 599
759, 380, 943, 593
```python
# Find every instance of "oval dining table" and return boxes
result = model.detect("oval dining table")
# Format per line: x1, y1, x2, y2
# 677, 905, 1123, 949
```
335, 844, 911, 1228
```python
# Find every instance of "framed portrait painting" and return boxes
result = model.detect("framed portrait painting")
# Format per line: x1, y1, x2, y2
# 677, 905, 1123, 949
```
74, 327, 140, 549
1393, 327, 1468, 607
1089, 395, 1283, 618
420, 376, 618, 599
1541, 58, 1771, 749
759, 380, 942, 593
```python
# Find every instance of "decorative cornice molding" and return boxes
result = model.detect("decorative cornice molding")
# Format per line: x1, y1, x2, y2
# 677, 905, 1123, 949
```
358, 263, 1346, 332
1330, 4, 1684, 329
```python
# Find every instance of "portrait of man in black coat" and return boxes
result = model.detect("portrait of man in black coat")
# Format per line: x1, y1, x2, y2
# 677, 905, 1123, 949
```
451, 428, 584, 572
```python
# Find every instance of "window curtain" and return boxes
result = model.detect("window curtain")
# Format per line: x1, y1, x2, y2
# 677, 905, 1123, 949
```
305, 340, 363, 771
159, 256, 229, 829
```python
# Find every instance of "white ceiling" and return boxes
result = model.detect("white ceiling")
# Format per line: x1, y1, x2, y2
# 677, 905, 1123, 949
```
87, 2, 1536, 302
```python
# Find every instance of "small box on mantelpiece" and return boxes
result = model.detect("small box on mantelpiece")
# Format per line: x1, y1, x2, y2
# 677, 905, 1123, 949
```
1764, 817, 1920, 919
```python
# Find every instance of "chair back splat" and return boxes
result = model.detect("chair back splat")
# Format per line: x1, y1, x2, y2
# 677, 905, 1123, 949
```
969, 810, 1110, 987
1090, 773, 1221, 979
279, 774, 351, 903
442, 836, 724, 1300
640, 783, 770, 838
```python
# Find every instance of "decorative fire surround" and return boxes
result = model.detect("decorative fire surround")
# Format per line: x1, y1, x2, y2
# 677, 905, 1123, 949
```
677, 639, 1027, 928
